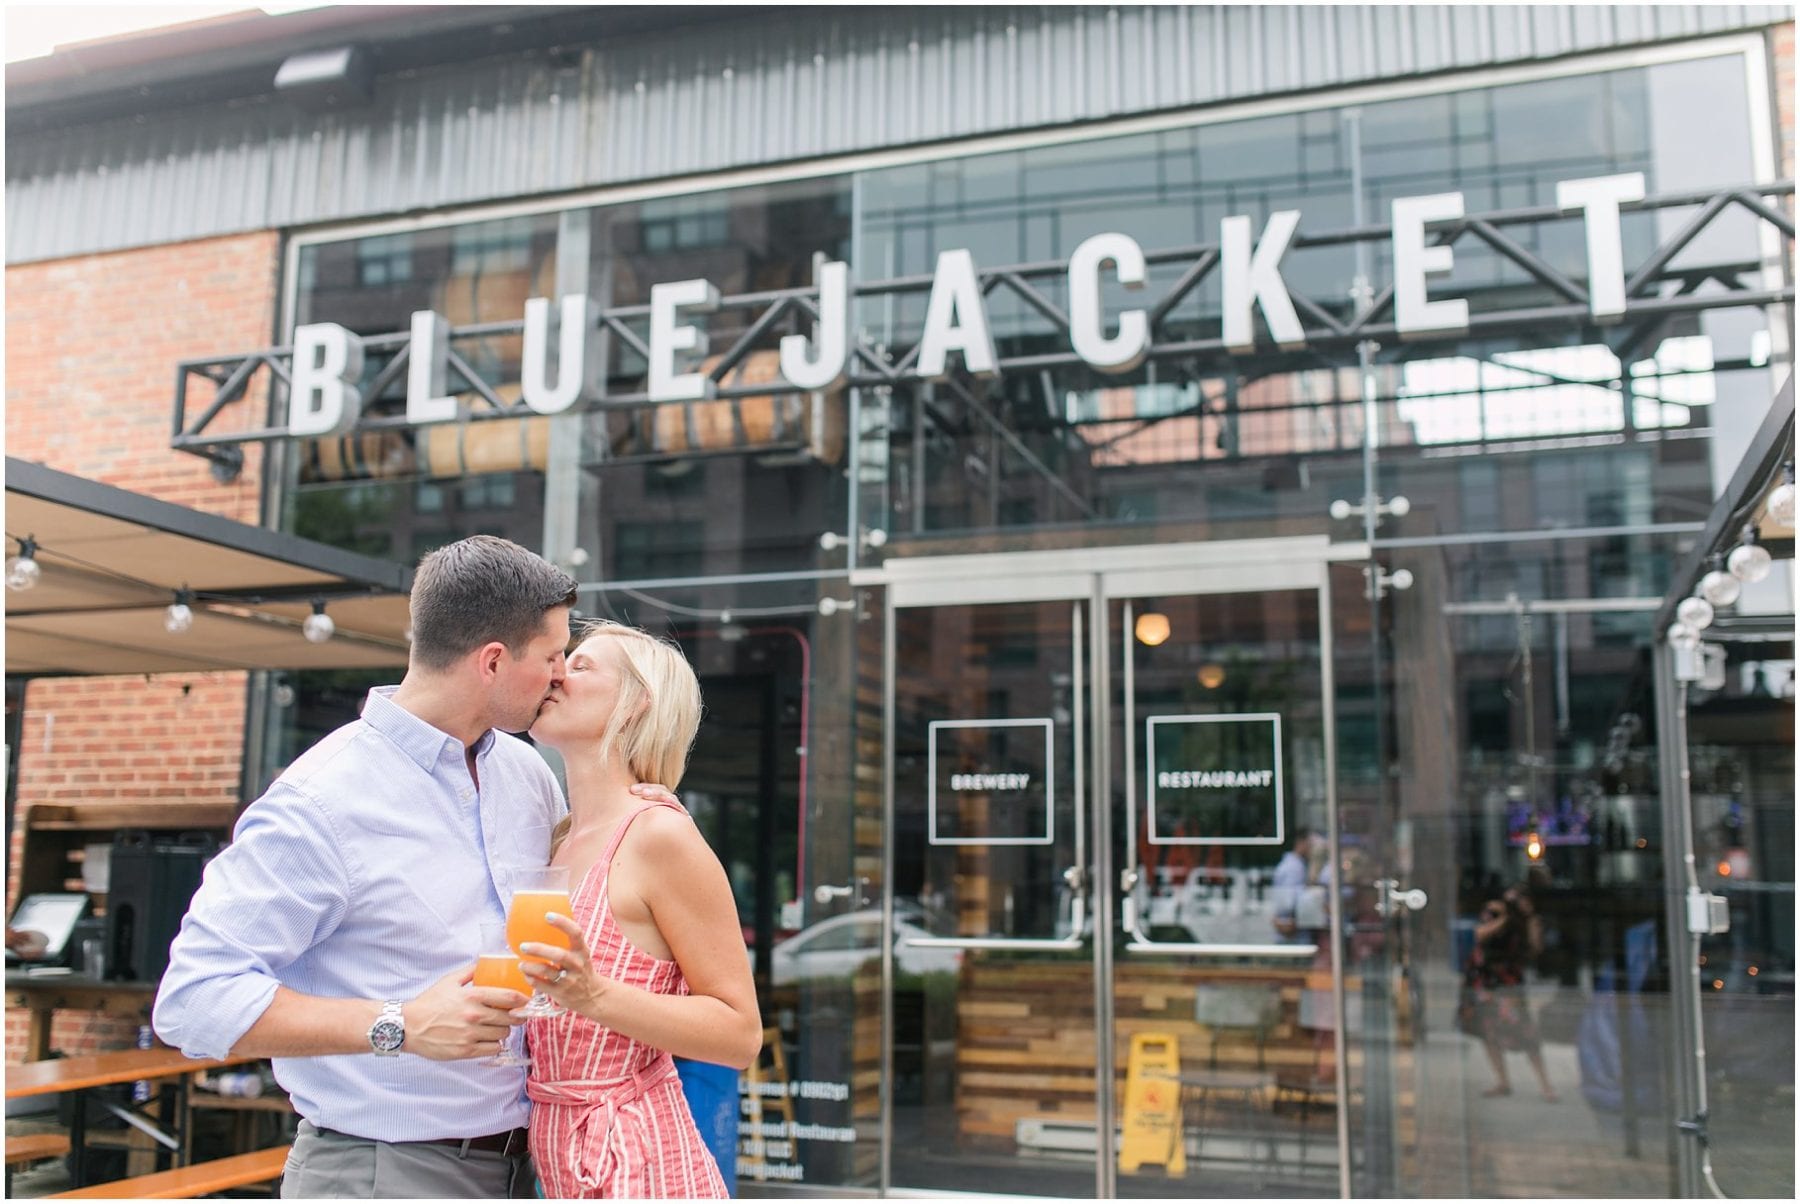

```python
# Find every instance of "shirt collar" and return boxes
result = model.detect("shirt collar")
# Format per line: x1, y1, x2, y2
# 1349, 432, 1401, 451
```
362, 686, 496, 773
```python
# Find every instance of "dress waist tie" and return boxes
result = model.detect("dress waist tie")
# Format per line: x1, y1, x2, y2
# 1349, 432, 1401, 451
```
527, 1053, 679, 1191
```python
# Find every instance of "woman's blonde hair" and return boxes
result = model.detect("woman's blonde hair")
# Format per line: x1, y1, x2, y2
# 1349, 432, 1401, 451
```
550, 620, 702, 855
575, 619, 703, 789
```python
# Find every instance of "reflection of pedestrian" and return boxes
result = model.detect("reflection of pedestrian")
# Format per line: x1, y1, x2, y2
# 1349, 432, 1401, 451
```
1295, 841, 1334, 1084
1460, 889, 1558, 1101
1270, 827, 1320, 942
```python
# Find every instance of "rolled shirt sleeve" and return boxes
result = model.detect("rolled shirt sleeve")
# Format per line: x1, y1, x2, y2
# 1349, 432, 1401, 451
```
153, 782, 353, 1059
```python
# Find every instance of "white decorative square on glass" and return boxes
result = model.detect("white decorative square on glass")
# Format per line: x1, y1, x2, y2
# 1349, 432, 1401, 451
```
927, 718, 1054, 846
1146, 713, 1283, 846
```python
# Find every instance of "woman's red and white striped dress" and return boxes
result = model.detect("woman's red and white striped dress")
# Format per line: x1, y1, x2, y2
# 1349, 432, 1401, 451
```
526, 801, 729, 1199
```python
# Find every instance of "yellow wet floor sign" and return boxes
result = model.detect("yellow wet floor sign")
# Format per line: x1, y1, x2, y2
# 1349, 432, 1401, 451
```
1119, 1032, 1185, 1175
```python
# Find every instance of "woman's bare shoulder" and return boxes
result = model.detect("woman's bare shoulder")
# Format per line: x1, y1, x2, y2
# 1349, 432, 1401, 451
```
624, 803, 710, 859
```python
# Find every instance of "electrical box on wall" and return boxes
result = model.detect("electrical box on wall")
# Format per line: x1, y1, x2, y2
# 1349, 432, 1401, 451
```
1685, 889, 1730, 936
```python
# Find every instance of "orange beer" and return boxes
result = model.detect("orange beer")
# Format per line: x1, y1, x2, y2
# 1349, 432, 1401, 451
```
507, 889, 574, 967
473, 953, 532, 997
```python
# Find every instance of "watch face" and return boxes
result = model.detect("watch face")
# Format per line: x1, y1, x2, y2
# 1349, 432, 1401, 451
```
370, 1019, 404, 1053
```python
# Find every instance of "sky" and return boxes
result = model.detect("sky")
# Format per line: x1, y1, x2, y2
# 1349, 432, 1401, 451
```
3, 3, 329, 64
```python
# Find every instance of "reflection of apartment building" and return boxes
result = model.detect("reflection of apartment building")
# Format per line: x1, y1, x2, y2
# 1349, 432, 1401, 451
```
1073, 365, 1423, 468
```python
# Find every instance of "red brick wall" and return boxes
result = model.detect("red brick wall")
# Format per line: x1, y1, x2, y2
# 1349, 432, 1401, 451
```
6, 231, 279, 1062
5, 231, 278, 510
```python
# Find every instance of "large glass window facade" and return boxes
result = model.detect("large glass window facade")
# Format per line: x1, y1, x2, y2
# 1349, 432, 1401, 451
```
271, 41, 1789, 1199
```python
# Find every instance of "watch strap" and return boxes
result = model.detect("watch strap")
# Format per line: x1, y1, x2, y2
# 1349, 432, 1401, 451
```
370, 998, 405, 1055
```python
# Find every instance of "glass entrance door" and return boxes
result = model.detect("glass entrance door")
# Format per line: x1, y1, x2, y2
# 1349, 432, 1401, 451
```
1109, 584, 1341, 1198
888, 596, 1097, 1197
883, 543, 1345, 1198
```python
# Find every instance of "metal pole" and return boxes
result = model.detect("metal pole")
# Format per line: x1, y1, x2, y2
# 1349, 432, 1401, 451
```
879, 594, 897, 1196
1654, 642, 1700, 1197
1091, 581, 1118, 1198
1654, 643, 1727, 1198
1322, 568, 1353, 1199
1347, 103, 1399, 1198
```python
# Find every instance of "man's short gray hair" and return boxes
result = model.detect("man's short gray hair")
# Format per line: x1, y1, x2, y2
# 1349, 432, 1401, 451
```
408, 535, 577, 670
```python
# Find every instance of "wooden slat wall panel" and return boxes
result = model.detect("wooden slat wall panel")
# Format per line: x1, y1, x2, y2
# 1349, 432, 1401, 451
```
952, 961, 1389, 1142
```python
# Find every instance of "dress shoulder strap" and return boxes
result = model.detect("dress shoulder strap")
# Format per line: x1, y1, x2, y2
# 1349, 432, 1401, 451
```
597, 798, 690, 870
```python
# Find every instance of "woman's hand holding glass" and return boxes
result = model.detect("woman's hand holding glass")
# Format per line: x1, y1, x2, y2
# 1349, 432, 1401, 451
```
507, 865, 574, 1019
518, 912, 609, 1022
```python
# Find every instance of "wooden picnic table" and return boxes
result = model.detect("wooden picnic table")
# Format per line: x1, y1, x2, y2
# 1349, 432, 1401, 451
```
3, 1047, 255, 1099
5, 1046, 262, 1188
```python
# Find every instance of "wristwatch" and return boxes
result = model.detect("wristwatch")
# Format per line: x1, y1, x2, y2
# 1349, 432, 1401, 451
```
369, 1000, 405, 1056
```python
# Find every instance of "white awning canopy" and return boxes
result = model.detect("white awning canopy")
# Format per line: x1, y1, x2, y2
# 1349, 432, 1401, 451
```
5, 457, 412, 676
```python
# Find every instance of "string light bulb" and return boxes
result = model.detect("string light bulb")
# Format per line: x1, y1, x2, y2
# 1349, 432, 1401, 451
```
1698, 558, 1742, 608
1727, 529, 1773, 584
164, 588, 194, 635
6, 536, 41, 591
1675, 595, 1715, 631
1765, 462, 1796, 528
302, 599, 335, 643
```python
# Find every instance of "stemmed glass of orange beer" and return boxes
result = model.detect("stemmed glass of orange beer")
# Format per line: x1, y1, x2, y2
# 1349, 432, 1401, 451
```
473, 920, 533, 1066
507, 865, 573, 1019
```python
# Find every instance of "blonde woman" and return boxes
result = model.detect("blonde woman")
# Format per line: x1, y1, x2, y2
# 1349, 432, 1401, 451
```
517, 620, 761, 1198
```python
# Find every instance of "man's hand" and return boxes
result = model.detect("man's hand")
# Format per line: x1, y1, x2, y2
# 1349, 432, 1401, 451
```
629, 782, 685, 810
400, 965, 528, 1062
6, 927, 48, 960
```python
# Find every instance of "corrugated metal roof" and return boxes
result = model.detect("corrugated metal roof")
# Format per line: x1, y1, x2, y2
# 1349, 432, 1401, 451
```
6, 5, 1791, 264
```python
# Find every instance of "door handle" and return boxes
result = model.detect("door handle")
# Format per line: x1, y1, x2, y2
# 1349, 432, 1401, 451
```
1375, 878, 1427, 916
813, 876, 870, 908
901, 866, 1087, 950
1116, 864, 1315, 957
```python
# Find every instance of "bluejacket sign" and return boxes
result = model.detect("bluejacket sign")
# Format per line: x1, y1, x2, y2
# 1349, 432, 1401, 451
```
285, 173, 1650, 436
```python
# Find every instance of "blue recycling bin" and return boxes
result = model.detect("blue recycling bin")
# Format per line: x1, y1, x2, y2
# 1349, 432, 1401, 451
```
675, 1056, 740, 1196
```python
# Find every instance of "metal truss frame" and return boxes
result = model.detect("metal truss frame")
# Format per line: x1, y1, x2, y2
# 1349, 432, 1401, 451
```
173, 180, 1794, 477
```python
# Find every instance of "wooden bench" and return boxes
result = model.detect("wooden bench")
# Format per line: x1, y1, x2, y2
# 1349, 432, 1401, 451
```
47, 1144, 290, 1199
6, 1132, 72, 1192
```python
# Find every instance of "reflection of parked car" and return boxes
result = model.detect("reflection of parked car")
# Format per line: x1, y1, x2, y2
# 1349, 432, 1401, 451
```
771, 909, 963, 985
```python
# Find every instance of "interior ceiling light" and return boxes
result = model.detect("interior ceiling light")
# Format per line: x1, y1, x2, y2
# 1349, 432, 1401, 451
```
164, 588, 194, 635
302, 599, 336, 644
6, 535, 41, 591
1196, 663, 1226, 689
1134, 611, 1171, 647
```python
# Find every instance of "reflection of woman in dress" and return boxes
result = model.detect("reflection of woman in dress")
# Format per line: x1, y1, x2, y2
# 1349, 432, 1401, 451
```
1464, 888, 1558, 1101
1296, 840, 1336, 1083
520, 621, 762, 1197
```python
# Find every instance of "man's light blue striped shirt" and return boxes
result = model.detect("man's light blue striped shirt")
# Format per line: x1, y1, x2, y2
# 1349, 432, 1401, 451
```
154, 687, 565, 1142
